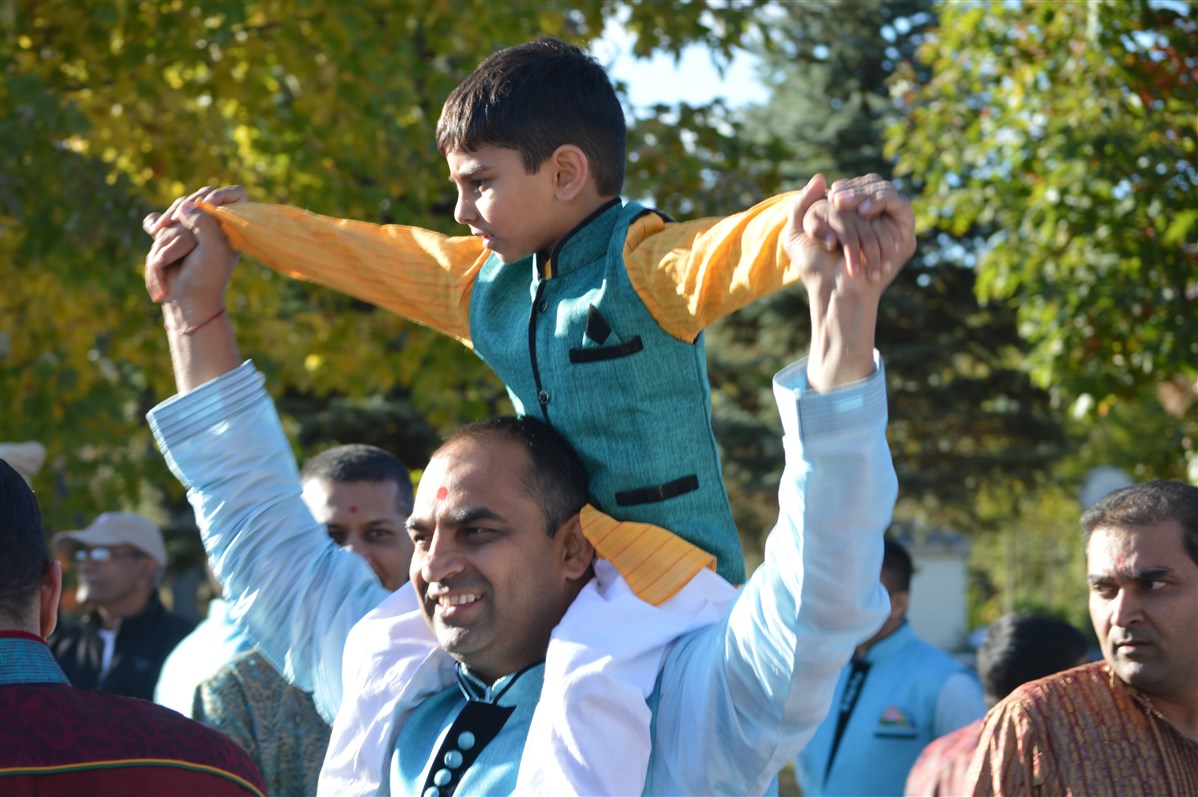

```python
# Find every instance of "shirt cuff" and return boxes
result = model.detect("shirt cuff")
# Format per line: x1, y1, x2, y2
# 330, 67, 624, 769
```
146, 361, 267, 447
772, 351, 887, 441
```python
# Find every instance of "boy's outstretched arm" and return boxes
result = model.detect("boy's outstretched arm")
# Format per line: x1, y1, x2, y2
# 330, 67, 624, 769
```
623, 173, 915, 343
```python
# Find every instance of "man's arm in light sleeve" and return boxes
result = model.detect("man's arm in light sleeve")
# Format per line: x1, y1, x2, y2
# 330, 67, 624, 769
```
198, 201, 487, 347
649, 355, 895, 795
148, 362, 390, 721
935, 672, 988, 737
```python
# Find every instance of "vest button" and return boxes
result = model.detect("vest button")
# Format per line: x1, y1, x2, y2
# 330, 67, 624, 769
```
538, 299, 549, 313
538, 389, 550, 405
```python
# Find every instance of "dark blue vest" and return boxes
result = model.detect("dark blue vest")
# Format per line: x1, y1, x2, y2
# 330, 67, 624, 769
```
469, 200, 744, 583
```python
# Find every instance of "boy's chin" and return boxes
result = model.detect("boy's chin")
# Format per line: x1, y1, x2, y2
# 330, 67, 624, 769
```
494, 250, 533, 265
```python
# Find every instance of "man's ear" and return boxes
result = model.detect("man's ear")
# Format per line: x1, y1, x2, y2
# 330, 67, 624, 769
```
40, 560, 62, 639
554, 513, 595, 580
549, 145, 591, 202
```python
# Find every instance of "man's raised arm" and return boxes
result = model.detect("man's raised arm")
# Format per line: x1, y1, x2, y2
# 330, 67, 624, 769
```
647, 176, 911, 795
143, 188, 389, 720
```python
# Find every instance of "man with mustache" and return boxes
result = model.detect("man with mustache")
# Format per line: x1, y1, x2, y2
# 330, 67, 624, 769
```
141, 176, 905, 794
969, 480, 1198, 796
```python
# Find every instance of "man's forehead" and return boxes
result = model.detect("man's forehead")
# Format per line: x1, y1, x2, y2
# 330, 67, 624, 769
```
417, 437, 528, 503
1086, 522, 1186, 570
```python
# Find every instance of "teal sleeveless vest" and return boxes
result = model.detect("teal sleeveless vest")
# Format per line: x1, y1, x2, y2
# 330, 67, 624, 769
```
469, 200, 744, 583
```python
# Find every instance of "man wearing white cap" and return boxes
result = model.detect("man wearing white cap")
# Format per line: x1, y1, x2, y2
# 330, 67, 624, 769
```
49, 512, 195, 701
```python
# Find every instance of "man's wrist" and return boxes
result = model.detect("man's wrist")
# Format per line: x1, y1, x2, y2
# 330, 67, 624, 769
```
805, 283, 878, 391
162, 301, 226, 331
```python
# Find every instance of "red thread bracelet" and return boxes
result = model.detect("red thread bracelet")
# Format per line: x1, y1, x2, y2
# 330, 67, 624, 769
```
164, 307, 226, 335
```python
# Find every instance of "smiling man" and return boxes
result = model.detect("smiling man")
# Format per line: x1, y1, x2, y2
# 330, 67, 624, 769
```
969, 481, 1198, 796
142, 136, 904, 793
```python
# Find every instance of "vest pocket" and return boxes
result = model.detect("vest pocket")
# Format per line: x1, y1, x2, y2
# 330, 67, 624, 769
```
615, 474, 699, 506
568, 336, 644, 363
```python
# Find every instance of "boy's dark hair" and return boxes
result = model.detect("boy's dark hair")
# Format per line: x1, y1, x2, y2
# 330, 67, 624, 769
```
977, 613, 1088, 704
300, 444, 415, 515
0, 458, 50, 623
882, 537, 914, 593
1081, 480, 1198, 567
439, 416, 589, 537
436, 37, 626, 196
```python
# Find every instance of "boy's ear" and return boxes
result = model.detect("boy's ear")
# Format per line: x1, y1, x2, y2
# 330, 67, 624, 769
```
549, 145, 591, 202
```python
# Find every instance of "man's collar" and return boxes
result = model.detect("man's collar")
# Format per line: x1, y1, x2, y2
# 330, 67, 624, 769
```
455, 661, 545, 706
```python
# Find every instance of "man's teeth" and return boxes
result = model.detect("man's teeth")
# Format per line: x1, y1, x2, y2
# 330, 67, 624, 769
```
438, 594, 480, 606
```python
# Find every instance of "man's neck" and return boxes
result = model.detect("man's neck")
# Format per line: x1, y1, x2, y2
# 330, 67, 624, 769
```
1143, 685, 1198, 741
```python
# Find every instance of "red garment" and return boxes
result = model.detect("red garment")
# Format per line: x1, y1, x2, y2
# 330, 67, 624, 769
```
905, 718, 982, 796
1, 675, 265, 796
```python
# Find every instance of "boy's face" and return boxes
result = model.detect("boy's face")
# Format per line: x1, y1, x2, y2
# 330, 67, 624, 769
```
447, 146, 564, 264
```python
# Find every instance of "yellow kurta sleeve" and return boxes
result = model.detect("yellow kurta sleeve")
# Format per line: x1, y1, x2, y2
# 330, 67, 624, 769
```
623, 191, 804, 343
197, 201, 488, 347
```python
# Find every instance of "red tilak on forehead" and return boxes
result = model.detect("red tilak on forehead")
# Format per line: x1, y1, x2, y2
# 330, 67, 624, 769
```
436, 486, 448, 500
348, 506, 358, 514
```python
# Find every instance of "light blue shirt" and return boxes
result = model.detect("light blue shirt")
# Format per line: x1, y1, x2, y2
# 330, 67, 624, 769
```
154, 598, 254, 716
148, 354, 897, 795
795, 622, 986, 796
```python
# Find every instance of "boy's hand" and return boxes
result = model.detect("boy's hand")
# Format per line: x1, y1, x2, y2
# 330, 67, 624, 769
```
800, 174, 915, 284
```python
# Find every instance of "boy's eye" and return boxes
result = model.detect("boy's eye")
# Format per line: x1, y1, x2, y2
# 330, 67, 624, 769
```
472, 179, 489, 190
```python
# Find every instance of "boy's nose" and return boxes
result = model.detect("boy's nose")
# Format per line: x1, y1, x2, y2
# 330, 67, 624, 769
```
453, 191, 475, 226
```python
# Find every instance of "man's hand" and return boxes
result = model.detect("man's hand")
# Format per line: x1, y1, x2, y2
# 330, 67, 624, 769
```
143, 185, 247, 393
143, 185, 246, 324
793, 173, 915, 285
783, 174, 915, 390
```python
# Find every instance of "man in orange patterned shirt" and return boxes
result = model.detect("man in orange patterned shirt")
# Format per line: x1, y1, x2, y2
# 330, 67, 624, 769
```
968, 481, 1198, 796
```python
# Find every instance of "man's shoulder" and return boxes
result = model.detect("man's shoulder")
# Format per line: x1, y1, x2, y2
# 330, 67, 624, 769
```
160, 608, 199, 639
1, 682, 262, 784
1003, 661, 1111, 715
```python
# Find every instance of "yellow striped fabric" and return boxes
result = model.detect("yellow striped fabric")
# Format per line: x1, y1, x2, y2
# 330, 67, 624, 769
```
622, 190, 803, 343
579, 504, 717, 606
199, 201, 485, 347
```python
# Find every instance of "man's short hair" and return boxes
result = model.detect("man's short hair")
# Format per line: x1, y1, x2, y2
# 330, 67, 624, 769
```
0, 458, 49, 622
882, 537, 914, 593
435, 37, 626, 196
438, 416, 589, 537
300, 444, 415, 515
977, 613, 1088, 703
1081, 480, 1198, 567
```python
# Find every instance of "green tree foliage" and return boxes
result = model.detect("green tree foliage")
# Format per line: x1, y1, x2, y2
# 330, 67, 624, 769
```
688, 0, 1065, 557
888, 0, 1198, 443
0, 0, 762, 533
